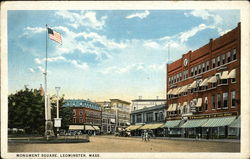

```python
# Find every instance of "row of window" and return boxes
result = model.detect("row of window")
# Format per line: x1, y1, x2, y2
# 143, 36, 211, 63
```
169, 48, 237, 85
133, 112, 164, 123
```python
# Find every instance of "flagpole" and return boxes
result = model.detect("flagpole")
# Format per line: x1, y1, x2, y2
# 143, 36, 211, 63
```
45, 24, 48, 121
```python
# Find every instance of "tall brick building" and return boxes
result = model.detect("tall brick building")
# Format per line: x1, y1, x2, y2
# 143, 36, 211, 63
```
165, 23, 240, 138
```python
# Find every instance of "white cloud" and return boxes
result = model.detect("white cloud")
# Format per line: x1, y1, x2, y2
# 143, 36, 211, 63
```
179, 24, 209, 43
126, 10, 150, 19
70, 60, 89, 70
55, 10, 107, 30
37, 66, 45, 73
143, 41, 160, 49
28, 68, 35, 73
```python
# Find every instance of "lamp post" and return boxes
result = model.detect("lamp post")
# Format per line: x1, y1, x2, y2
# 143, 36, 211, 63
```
54, 87, 61, 136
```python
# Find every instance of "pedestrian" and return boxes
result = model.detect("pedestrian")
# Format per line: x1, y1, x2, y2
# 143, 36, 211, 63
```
145, 130, 149, 142
206, 129, 209, 140
141, 131, 145, 141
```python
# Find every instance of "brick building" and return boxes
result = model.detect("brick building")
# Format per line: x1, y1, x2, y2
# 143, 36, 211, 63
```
165, 23, 241, 138
63, 99, 102, 134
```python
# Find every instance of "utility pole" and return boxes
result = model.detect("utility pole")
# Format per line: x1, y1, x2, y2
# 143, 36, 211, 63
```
54, 87, 61, 137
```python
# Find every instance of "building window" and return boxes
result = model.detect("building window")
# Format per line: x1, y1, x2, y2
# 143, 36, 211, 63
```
212, 95, 216, 110
79, 117, 83, 123
177, 74, 179, 82
222, 54, 226, 65
80, 109, 83, 115
231, 78, 236, 83
73, 110, 76, 116
206, 61, 209, 70
174, 76, 176, 83
194, 66, 197, 75
202, 97, 207, 111
73, 117, 76, 123
168, 77, 171, 84
223, 92, 228, 108
233, 49, 236, 60
221, 79, 228, 85
179, 73, 182, 81
146, 112, 153, 122
136, 114, 142, 123
198, 65, 201, 74
227, 52, 231, 63
217, 56, 220, 67
217, 94, 221, 109
186, 70, 189, 78
231, 91, 236, 107
202, 63, 205, 72
191, 67, 194, 76
212, 58, 216, 68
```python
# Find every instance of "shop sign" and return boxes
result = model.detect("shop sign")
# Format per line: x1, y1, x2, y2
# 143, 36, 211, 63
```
188, 112, 238, 119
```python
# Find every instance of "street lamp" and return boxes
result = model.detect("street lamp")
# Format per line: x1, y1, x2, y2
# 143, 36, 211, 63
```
54, 87, 61, 136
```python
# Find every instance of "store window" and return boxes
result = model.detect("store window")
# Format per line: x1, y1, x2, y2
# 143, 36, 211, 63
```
233, 49, 236, 60
227, 52, 231, 63
206, 61, 209, 70
202, 63, 205, 72
223, 92, 228, 108
212, 95, 216, 110
217, 94, 221, 109
217, 56, 220, 67
231, 91, 236, 107
212, 58, 216, 68
222, 54, 226, 65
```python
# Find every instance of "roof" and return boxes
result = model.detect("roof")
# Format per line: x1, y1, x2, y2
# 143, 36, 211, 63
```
63, 99, 101, 111
132, 99, 166, 102
110, 99, 131, 105
131, 104, 166, 114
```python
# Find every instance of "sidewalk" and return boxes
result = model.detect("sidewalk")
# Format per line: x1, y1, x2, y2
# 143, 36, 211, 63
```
129, 136, 240, 143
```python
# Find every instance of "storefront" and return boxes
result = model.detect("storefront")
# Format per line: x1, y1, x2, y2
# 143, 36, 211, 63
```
125, 124, 143, 136
139, 123, 164, 137
162, 120, 182, 137
180, 119, 208, 138
228, 116, 240, 139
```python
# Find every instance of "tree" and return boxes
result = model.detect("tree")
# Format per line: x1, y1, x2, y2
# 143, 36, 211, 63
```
8, 88, 45, 134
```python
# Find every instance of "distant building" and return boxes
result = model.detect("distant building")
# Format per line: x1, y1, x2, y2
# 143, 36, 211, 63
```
96, 99, 131, 133
127, 104, 166, 137
63, 99, 102, 134
131, 98, 166, 111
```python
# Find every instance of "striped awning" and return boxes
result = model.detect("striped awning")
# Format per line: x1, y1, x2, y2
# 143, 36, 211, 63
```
228, 69, 236, 79
172, 87, 180, 95
167, 104, 173, 112
202, 116, 236, 127
139, 123, 164, 130
229, 116, 240, 128
171, 103, 177, 111
200, 78, 209, 86
85, 125, 95, 130
221, 71, 229, 80
126, 125, 143, 131
162, 120, 181, 128
69, 125, 84, 130
181, 119, 208, 128
188, 81, 197, 89
208, 76, 217, 83
182, 102, 188, 107
92, 126, 100, 130
167, 89, 173, 95
196, 98, 202, 107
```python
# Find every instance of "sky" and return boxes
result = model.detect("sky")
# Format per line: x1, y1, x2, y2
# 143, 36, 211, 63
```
8, 10, 240, 102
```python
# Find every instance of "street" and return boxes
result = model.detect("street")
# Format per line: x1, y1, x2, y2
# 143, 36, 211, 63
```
8, 135, 240, 152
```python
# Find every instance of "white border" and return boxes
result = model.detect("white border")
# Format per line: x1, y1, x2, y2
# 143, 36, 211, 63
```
1, 1, 250, 159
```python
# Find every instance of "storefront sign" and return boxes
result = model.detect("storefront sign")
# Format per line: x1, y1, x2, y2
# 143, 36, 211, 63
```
188, 112, 238, 120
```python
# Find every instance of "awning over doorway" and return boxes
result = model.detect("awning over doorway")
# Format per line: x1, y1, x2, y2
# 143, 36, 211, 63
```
228, 69, 236, 78
126, 125, 143, 131
229, 116, 240, 128
202, 116, 236, 127
188, 81, 197, 89
69, 125, 84, 130
181, 119, 208, 128
92, 126, 100, 130
200, 78, 209, 86
85, 125, 95, 130
221, 71, 229, 80
162, 120, 181, 128
208, 76, 217, 83
139, 123, 164, 130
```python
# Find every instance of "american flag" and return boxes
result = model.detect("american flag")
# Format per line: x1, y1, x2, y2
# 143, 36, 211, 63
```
48, 27, 62, 44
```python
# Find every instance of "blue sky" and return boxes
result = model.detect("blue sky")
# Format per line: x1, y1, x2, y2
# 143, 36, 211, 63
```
8, 10, 240, 101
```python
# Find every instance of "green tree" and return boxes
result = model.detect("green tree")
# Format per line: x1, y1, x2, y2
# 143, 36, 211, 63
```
8, 88, 45, 134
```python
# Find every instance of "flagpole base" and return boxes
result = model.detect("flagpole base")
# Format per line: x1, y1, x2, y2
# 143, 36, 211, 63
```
44, 120, 55, 139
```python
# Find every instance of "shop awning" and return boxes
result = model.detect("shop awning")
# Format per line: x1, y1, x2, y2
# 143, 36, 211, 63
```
182, 85, 189, 93
92, 126, 100, 130
139, 123, 164, 130
188, 81, 197, 89
126, 125, 143, 131
208, 76, 217, 83
196, 98, 202, 107
228, 69, 236, 78
221, 71, 229, 80
162, 120, 181, 128
172, 88, 180, 95
202, 116, 237, 127
177, 103, 182, 110
181, 119, 208, 128
182, 102, 188, 107
69, 125, 84, 130
85, 125, 95, 130
171, 103, 177, 111
200, 78, 209, 86
167, 104, 173, 112
229, 116, 240, 128
167, 89, 173, 95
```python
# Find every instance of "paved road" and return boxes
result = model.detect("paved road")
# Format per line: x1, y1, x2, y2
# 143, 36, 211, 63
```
8, 135, 240, 152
